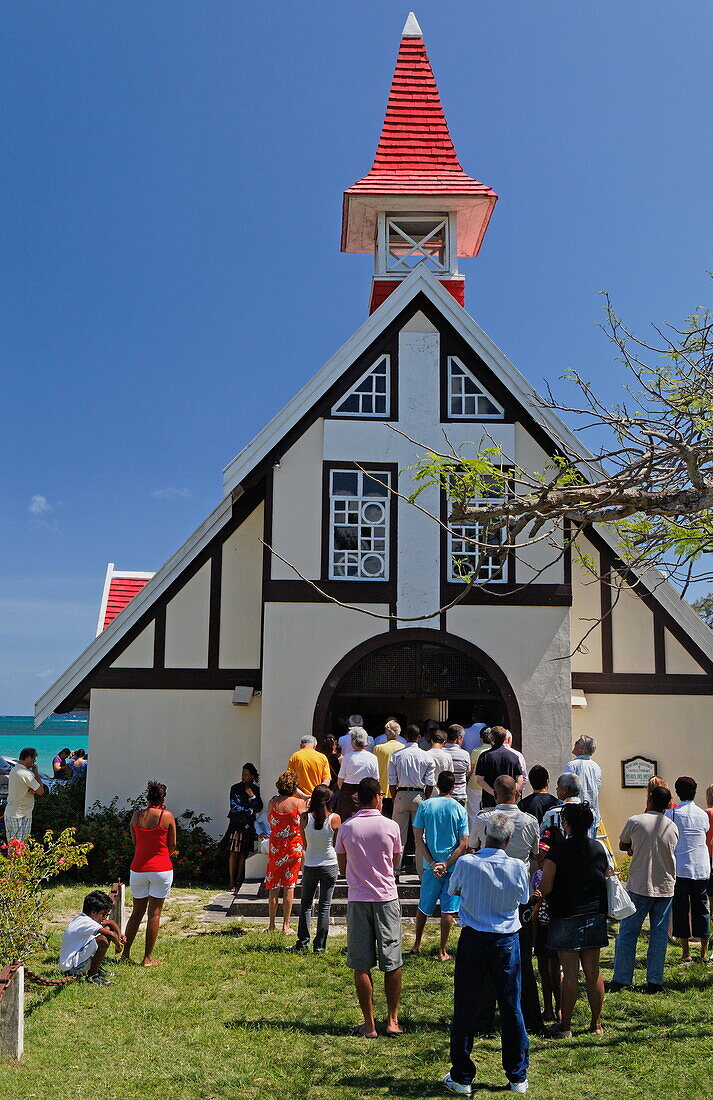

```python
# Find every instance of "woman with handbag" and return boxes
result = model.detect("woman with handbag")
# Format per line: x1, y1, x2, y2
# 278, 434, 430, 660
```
539, 802, 609, 1038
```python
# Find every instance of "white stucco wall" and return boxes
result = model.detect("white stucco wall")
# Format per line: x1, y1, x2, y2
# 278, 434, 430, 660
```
164, 561, 210, 668
611, 584, 655, 673
87, 688, 261, 837
447, 604, 572, 786
110, 622, 155, 668
573, 692, 713, 846
259, 602, 389, 791
219, 503, 263, 668
570, 537, 602, 672
270, 419, 324, 580
665, 628, 707, 674
513, 426, 565, 585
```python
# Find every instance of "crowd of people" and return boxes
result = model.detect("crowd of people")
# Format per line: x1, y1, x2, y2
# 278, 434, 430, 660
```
222, 714, 713, 1094
6, 716, 713, 1094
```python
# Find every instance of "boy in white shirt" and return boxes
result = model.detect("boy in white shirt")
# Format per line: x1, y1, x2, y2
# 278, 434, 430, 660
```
59, 890, 126, 986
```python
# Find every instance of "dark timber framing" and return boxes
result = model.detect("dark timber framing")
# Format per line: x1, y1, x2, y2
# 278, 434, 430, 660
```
55, 486, 264, 712
570, 525, 713, 695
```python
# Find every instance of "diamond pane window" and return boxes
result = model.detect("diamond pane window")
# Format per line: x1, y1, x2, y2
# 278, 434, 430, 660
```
448, 480, 506, 583
385, 216, 448, 274
332, 355, 390, 418
448, 357, 504, 419
330, 469, 390, 580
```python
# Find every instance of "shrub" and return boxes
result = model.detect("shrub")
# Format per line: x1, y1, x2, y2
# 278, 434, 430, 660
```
0, 830, 92, 965
32, 786, 224, 885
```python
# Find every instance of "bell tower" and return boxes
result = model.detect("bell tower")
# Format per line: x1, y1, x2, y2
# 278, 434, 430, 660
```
341, 13, 498, 314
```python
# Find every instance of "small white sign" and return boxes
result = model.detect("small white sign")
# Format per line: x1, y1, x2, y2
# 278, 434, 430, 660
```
621, 756, 657, 788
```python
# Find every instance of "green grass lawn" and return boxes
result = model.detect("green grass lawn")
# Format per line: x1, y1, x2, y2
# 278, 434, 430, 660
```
2, 885, 712, 1099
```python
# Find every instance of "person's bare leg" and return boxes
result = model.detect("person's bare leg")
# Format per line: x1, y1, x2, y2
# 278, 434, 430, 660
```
142, 897, 165, 966
353, 969, 378, 1036
121, 897, 149, 960
87, 934, 110, 976
234, 851, 247, 892
228, 851, 238, 891
680, 937, 692, 961
698, 935, 710, 960
580, 948, 604, 1034
557, 951, 579, 1034
411, 910, 427, 954
282, 887, 295, 933
384, 967, 403, 1034
267, 889, 279, 931
438, 914, 454, 961
549, 954, 562, 1020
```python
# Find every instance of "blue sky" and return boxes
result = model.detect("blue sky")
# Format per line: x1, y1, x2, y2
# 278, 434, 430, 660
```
2, 2, 712, 715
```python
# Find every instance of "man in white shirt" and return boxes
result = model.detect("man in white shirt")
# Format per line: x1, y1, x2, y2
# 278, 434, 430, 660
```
666, 776, 711, 964
427, 729, 453, 780
388, 725, 436, 876
338, 714, 375, 755
504, 731, 527, 779
444, 726, 472, 807
564, 735, 602, 829
5, 747, 45, 840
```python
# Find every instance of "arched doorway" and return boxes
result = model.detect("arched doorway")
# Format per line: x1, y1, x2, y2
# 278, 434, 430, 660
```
313, 627, 521, 748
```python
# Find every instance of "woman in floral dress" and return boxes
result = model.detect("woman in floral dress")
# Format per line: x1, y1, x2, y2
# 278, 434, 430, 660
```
265, 770, 307, 933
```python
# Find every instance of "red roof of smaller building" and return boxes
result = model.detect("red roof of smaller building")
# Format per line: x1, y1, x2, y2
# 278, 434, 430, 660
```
97, 565, 154, 634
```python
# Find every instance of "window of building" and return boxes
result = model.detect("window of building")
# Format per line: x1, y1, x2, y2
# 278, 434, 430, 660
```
329, 469, 390, 579
448, 483, 506, 583
383, 215, 450, 275
332, 355, 390, 417
447, 356, 504, 419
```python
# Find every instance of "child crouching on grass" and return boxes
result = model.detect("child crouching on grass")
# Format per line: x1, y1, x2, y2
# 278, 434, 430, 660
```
59, 890, 126, 986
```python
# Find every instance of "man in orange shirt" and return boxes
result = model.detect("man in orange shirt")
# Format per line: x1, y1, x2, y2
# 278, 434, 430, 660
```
287, 736, 331, 799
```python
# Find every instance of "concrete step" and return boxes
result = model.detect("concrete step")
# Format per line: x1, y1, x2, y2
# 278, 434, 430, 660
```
203, 874, 425, 924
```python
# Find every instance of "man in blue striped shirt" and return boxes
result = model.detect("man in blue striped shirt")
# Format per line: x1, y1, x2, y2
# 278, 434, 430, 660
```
442, 815, 531, 1096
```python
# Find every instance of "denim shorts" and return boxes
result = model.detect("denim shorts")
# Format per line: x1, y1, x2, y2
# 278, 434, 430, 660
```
547, 913, 608, 952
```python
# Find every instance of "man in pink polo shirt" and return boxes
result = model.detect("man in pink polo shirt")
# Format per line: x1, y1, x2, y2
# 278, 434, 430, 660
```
336, 776, 403, 1038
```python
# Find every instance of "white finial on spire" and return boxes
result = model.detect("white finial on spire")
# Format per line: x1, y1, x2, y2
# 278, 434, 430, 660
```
402, 12, 422, 38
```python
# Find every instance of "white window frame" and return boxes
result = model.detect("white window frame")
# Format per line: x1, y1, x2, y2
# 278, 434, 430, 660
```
447, 480, 508, 584
329, 469, 391, 581
447, 356, 504, 420
375, 212, 456, 277
331, 354, 391, 418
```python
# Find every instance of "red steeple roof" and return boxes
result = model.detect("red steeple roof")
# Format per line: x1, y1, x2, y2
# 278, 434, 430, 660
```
341, 14, 497, 260
347, 20, 495, 199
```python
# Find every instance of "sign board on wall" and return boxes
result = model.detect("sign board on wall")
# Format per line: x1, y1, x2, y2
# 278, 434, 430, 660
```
621, 755, 658, 788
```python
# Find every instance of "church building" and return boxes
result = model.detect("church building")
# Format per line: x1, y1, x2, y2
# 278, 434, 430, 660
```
36, 15, 713, 843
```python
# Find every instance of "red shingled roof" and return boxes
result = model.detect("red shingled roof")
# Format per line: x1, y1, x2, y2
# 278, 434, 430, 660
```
103, 577, 151, 629
97, 565, 154, 634
346, 34, 495, 199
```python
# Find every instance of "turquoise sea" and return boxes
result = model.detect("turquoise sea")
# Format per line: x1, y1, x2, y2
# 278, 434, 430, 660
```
0, 715, 89, 775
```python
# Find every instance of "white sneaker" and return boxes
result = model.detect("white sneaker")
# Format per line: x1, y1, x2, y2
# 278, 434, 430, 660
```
442, 1073, 472, 1096
509, 1081, 529, 1094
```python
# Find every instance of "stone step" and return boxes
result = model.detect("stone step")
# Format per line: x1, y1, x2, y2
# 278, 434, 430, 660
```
228, 898, 428, 920
204, 874, 426, 924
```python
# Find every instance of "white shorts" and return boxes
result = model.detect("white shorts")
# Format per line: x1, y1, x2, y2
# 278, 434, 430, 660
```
129, 870, 173, 900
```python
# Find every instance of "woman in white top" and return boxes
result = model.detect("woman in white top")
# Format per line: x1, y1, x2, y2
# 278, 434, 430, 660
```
336, 727, 379, 821
293, 784, 341, 953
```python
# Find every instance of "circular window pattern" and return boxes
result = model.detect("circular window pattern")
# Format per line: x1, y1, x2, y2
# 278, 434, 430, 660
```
362, 554, 384, 576
362, 501, 385, 524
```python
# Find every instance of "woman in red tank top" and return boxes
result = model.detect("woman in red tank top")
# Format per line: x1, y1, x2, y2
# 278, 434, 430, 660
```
121, 780, 176, 967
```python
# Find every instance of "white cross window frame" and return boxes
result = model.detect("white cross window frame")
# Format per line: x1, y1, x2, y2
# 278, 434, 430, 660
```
447, 356, 504, 420
329, 469, 391, 581
447, 479, 508, 584
376, 212, 457, 277
331, 355, 391, 418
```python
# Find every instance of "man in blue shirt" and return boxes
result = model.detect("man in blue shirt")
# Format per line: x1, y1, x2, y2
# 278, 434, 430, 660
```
411, 771, 469, 961
442, 815, 530, 1096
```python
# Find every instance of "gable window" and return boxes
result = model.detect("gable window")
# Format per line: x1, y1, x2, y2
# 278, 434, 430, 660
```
448, 482, 507, 583
447, 356, 504, 419
329, 469, 390, 579
332, 355, 390, 418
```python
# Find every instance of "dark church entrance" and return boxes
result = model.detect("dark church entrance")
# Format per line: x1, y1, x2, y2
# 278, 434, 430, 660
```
313, 628, 521, 748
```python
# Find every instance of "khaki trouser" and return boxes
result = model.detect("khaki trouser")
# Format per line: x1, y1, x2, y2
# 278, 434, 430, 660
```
466, 788, 482, 836
392, 789, 425, 876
